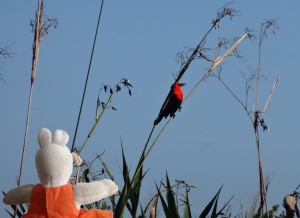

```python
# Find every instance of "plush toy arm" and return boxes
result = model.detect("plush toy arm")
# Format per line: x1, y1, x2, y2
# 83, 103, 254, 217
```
73, 179, 118, 205
3, 184, 34, 205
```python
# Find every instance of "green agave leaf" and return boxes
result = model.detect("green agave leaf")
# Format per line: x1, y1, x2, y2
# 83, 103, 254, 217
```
94, 200, 99, 209
199, 186, 223, 218
129, 163, 143, 216
139, 203, 147, 218
128, 168, 149, 217
84, 204, 93, 210
165, 173, 180, 218
101, 199, 107, 210
121, 140, 131, 186
182, 188, 192, 218
114, 181, 128, 218
211, 190, 220, 218
216, 195, 234, 216
121, 142, 134, 215
156, 183, 173, 218
109, 195, 116, 212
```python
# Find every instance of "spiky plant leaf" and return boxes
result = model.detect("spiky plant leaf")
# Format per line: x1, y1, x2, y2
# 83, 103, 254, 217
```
139, 203, 147, 218
165, 173, 180, 218
182, 188, 192, 218
129, 162, 143, 216
94, 200, 101, 209
121, 142, 130, 186
128, 166, 149, 217
211, 191, 220, 218
5, 209, 14, 217
199, 186, 223, 218
101, 199, 107, 210
156, 183, 173, 218
109, 195, 116, 212
216, 195, 234, 216
114, 181, 128, 218
114, 144, 130, 217
84, 204, 93, 210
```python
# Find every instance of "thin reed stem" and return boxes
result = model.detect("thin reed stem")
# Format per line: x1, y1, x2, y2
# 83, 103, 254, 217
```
18, 85, 34, 186
17, 0, 42, 187
254, 128, 269, 217
15, 2, 43, 217
71, 0, 105, 152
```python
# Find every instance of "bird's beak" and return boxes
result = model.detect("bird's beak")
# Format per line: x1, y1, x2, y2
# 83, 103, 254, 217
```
179, 83, 186, 87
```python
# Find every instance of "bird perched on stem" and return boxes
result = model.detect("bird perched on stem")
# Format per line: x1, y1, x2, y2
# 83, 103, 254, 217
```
154, 82, 185, 125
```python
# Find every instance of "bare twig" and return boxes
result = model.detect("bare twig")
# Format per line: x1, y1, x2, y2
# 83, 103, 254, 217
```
0, 44, 15, 60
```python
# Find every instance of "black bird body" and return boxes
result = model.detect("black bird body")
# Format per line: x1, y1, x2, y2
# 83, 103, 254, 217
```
154, 82, 185, 125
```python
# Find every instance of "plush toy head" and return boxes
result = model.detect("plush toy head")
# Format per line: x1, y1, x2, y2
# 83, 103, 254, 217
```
4, 127, 118, 218
36, 127, 73, 187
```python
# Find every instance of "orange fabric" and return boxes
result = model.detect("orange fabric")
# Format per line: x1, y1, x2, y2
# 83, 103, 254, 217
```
22, 183, 113, 218
79, 209, 113, 218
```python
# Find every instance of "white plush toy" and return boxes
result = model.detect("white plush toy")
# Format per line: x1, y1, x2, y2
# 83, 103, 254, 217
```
3, 128, 118, 218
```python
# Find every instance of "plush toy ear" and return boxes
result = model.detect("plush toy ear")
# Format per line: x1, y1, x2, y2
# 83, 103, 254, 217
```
53, 129, 69, 146
37, 128, 52, 147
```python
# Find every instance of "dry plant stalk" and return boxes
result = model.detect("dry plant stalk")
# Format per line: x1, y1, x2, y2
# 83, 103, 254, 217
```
17, 0, 43, 189
17, 0, 57, 188
13, 3, 44, 217
213, 20, 279, 218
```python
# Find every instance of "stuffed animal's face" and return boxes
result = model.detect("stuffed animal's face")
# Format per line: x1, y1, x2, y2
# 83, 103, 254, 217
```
35, 128, 73, 187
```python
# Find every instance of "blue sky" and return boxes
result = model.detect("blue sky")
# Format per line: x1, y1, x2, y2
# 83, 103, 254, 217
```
1, 1, 300, 217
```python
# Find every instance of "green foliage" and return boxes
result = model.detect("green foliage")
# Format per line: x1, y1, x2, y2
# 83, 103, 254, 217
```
151, 174, 232, 218
113, 143, 148, 218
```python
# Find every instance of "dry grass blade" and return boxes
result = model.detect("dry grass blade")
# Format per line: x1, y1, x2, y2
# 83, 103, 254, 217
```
99, 157, 115, 182
208, 32, 248, 74
262, 76, 280, 114
150, 194, 159, 218
184, 31, 249, 105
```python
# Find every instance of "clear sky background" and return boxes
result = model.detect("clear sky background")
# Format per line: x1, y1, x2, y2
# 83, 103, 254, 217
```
1, 1, 299, 217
